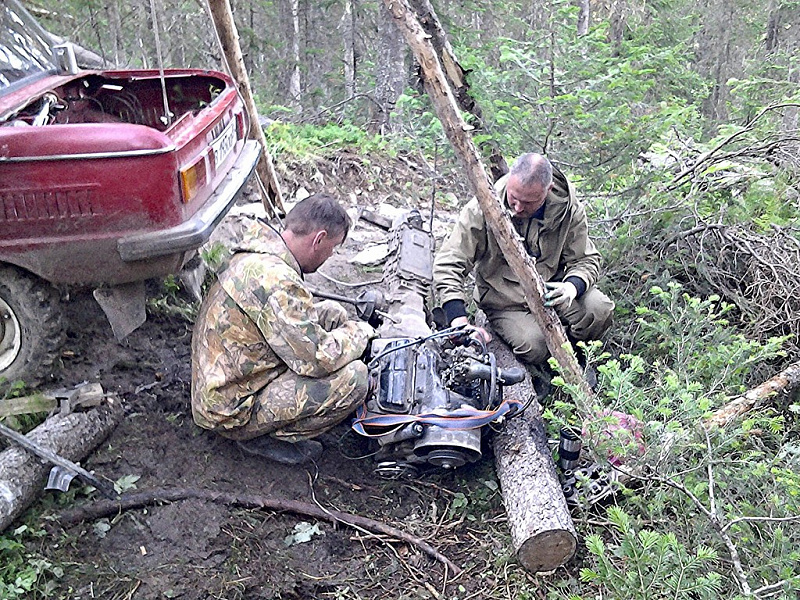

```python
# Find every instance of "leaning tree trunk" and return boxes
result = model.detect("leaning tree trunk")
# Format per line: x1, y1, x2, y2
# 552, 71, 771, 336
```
383, 0, 591, 398
207, 0, 286, 218
384, 0, 588, 572
0, 401, 122, 532
407, 0, 508, 180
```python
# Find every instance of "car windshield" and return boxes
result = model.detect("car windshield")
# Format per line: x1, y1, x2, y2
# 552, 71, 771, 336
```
0, 0, 55, 94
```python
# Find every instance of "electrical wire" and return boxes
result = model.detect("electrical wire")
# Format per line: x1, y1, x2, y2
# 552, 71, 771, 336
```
148, 0, 172, 127
366, 325, 468, 370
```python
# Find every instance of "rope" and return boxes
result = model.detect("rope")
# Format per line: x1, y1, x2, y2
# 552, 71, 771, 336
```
351, 397, 524, 437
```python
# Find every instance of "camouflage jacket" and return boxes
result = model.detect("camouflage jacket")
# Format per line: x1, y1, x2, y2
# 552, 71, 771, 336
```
433, 170, 603, 312
191, 221, 374, 432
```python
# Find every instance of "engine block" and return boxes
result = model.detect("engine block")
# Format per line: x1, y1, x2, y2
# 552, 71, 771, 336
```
353, 210, 523, 478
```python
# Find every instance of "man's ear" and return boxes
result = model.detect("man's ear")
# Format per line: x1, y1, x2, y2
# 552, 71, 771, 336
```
312, 230, 328, 248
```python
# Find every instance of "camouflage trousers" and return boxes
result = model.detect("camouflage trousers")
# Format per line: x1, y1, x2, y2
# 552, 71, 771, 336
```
218, 361, 369, 442
485, 286, 614, 365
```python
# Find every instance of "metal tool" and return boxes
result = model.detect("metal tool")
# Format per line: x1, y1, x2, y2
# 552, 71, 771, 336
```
0, 421, 118, 499
309, 288, 397, 324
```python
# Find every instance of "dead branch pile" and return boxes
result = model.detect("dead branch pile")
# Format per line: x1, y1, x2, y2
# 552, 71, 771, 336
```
668, 222, 800, 348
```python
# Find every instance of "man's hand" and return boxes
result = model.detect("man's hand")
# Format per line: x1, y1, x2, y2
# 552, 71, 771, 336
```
315, 300, 348, 331
544, 281, 578, 309
450, 316, 492, 344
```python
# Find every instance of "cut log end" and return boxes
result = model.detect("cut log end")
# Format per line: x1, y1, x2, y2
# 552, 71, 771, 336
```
517, 529, 577, 573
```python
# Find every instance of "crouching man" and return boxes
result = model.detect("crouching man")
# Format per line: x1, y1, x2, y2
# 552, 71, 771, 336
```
433, 153, 614, 394
191, 194, 376, 464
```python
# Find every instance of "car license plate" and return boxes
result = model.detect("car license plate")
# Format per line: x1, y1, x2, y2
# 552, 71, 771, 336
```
211, 120, 236, 168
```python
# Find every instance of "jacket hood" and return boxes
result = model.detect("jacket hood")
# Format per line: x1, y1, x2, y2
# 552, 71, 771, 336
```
230, 219, 302, 274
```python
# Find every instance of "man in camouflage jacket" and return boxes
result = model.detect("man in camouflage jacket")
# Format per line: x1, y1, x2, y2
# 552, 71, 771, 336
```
433, 153, 613, 370
191, 194, 375, 461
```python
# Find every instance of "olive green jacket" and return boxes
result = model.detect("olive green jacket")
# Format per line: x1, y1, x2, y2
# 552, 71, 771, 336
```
433, 172, 603, 312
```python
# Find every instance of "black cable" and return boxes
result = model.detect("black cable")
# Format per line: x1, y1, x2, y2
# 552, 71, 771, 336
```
366, 325, 468, 370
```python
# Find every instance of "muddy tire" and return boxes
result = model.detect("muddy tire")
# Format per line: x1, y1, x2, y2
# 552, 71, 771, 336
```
0, 266, 65, 390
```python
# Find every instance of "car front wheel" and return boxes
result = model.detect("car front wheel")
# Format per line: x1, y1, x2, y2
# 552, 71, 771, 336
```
0, 266, 65, 391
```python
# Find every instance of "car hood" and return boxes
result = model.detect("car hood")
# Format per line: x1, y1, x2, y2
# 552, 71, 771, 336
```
0, 0, 57, 97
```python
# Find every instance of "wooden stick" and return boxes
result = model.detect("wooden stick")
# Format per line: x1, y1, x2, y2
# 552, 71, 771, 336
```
56, 486, 461, 575
706, 361, 800, 428
207, 0, 285, 217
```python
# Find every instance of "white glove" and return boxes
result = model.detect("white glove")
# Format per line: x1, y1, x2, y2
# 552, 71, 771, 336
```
544, 281, 578, 309
314, 300, 349, 331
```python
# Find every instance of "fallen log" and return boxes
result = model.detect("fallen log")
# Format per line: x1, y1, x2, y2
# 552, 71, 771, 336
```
706, 361, 800, 428
55, 486, 461, 576
485, 326, 577, 572
0, 398, 122, 532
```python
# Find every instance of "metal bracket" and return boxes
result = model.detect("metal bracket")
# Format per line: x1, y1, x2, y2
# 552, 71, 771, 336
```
93, 281, 146, 341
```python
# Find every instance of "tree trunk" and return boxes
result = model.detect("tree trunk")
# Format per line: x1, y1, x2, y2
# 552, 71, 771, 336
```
608, 0, 625, 56
383, 0, 591, 398
0, 402, 123, 532
577, 0, 590, 36
765, 0, 780, 54
407, 0, 508, 180
782, 69, 799, 153
289, 0, 302, 110
384, 0, 587, 573
107, 0, 122, 66
245, 2, 256, 74
342, 0, 357, 98
371, 3, 407, 133
207, 0, 286, 217
488, 333, 577, 572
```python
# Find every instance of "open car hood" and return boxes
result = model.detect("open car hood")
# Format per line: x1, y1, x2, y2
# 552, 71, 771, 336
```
0, 0, 57, 96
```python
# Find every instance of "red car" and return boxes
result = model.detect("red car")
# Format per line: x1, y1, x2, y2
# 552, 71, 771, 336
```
0, 0, 260, 387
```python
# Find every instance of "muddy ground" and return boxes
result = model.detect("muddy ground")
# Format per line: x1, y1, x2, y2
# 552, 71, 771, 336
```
13, 155, 560, 600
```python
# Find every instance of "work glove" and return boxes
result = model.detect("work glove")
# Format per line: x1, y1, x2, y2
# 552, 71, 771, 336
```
450, 316, 492, 344
360, 321, 379, 340
544, 281, 578, 309
314, 300, 349, 331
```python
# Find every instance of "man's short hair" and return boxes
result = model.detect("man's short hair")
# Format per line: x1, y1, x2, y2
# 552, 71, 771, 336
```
509, 153, 553, 189
284, 193, 352, 239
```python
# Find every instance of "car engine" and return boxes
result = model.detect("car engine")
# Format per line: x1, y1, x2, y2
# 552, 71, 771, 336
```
351, 210, 526, 478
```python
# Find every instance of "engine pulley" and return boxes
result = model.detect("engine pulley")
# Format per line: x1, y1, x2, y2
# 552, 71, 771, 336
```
374, 461, 419, 480
425, 448, 468, 470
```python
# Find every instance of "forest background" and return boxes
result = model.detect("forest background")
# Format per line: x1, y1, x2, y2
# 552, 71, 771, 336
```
10, 0, 800, 598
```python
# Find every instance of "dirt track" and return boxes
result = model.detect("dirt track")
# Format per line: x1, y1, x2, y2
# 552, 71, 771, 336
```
25, 203, 530, 600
